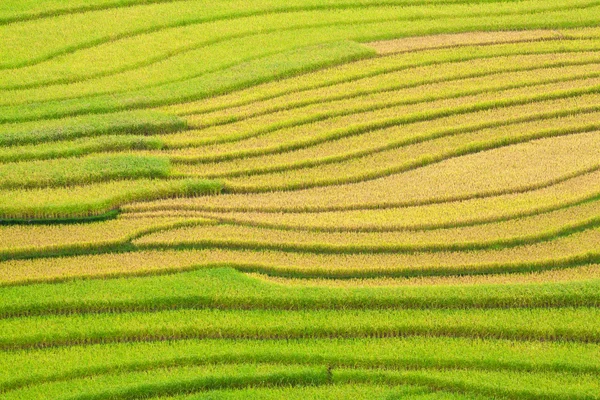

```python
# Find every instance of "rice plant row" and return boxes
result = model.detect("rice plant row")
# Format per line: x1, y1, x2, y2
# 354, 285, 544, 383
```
3, 2, 600, 398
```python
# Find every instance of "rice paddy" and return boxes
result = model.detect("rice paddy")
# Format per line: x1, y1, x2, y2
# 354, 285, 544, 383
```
2, 1, 600, 398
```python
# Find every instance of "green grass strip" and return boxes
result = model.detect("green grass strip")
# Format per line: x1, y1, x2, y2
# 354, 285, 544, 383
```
0, 110, 185, 146
334, 368, 600, 400
0, 155, 170, 189
1, 363, 328, 400
1, 337, 597, 394
1, 307, 599, 350
188, 81, 600, 167
152, 383, 437, 400
2, 267, 600, 316
0, 41, 374, 123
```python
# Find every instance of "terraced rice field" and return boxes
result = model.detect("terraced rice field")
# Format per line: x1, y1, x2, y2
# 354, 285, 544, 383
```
2, 1, 600, 398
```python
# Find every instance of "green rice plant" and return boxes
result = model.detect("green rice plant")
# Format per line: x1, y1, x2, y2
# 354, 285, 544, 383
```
0, 135, 165, 163
3, 20, 379, 103
181, 54, 600, 130
4, 3, 600, 398
157, 383, 440, 400
0, 155, 170, 189
1, 363, 327, 400
0, 179, 223, 220
1, 0, 495, 68
0, 0, 204, 25
5, 5, 549, 92
1, 0, 594, 82
2, 307, 600, 350
0, 110, 185, 146
3, 267, 600, 315
2, 337, 598, 396
165, 33, 600, 117
334, 368, 600, 400
5, 5, 600, 122
0, 41, 373, 123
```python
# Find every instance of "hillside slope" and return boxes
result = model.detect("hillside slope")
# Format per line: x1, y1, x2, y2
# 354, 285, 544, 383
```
1, 1, 600, 398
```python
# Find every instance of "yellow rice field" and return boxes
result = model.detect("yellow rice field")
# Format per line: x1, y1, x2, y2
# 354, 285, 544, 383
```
2, 4, 600, 397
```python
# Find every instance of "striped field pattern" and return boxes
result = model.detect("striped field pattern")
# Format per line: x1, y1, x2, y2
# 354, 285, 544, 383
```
2, 1, 600, 398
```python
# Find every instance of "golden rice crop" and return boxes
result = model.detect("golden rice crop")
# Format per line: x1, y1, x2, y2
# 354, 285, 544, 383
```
165, 74, 600, 152
367, 29, 567, 54
0, 217, 210, 255
5, 1, 600, 398
131, 207, 600, 259
131, 227, 600, 277
194, 187, 600, 232
129, 153, 600, 215
0, 179, 222, 220
174, 115, 600, 188
171, 104, 600, 179
163, 32, 600, 116
219, 126, 600, 192
3, 225, 600, 282
180, 55, 600, 129
129, 199, 600, 249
